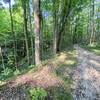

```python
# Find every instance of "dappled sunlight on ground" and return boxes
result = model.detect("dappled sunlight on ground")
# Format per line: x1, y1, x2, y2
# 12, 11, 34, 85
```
73, 45, 100, 100
0, 81, 6, 86
51, 50, 77, 69
81, 45, 100, 55
89, 59, 100, 68
0, 48, 77, 100
93, 49, 100, 54
65, 60, 76, 65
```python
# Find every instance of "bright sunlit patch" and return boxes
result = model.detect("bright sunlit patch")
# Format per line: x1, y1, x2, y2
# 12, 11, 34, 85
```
65, 60, 75, 65
1, 0, 14, 8
67, 50, 76, 57
57, 52, 66, 61
89, 59, 100, 67
93, 49, 100, 54
0, 81, 6, 86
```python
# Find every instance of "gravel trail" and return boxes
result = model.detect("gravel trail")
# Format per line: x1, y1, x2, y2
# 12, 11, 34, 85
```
73, 45, 100, 100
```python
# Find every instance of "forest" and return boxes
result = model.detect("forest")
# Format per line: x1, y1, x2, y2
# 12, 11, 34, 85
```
0, 0, 100, 100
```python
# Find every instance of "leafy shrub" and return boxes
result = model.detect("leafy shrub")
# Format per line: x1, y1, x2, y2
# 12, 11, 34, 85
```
7, 52, 14, 67
14, 69, 21, 76
0, 67, 13, 80
1, 67, 13, 76
48, 86, 73, 100
29, 87, 47, 100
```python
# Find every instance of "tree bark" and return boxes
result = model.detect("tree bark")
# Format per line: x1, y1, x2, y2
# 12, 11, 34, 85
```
53, 0, 57, 54
28, 1, 34, 64
9, 0, 17, 68
90, 0, 95, 45
33, 0, 41, 65
0, 46, 5, 70
22, 0, 30, 65
57, 0, 72, 51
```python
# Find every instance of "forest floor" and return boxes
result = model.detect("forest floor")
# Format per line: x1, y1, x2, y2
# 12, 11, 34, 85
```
73, 45, 100, 100
0, 49, 76, 100
0, 45, 100, 100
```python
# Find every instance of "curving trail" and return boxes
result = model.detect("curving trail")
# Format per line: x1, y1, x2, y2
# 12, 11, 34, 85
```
73, 45, 100, 100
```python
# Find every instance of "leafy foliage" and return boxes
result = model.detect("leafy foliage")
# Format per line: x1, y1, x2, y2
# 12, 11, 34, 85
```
29, 87, 47, 100
48, 86, 73, 100
0, 0, 100, 99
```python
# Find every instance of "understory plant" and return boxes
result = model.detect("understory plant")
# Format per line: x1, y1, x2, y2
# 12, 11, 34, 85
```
29, 87, 47, 100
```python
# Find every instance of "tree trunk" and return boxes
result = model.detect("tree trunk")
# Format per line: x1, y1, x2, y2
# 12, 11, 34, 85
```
53, 0, 57, 54
0, 46, 5, 70
29, 1, 34, 64
57, 0, 72, 52
73, 16, 79, 44
9, 0, 17, 68
33, 0, 41, 65
90, 0, 95, 45
22, 0, 30, 65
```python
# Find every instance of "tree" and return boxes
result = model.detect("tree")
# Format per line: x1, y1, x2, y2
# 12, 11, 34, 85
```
53, 0, 58, 54
21, 0, 30, 65
28, 0, 34, 64
90, 0, 95, 45
57, 0, 72, 51
33, 0, 41, 65
0, 45, 5, 70
3, 0, 18, 68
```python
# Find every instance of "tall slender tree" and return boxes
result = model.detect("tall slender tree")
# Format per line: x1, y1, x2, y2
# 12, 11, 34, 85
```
0, 45, 5, 70
28, 0, 34, 64
90, 0, 95, 45
53, 0, 57, 54
22, 0, 30, 65
33, 0, 41, 65
57, 0, 72, 51
3, 0, 18, 68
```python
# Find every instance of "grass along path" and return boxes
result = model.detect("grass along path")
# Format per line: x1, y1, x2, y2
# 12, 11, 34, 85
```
81, 45, 100, 55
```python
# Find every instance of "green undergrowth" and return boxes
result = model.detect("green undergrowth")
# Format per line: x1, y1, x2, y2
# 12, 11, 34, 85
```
47, 86, 73, 100
81, 44, 100, 55
46, 48, 77, 100
27, 85, 73, 100
0, 47, 77, 100
29, 87, 47, 100
0, 64, 35, 82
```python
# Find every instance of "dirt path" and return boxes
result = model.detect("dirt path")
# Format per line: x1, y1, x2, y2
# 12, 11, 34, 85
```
73, 45, 100, 100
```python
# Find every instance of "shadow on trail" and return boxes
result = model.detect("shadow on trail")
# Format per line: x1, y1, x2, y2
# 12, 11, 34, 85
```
73, 45, 100, 100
